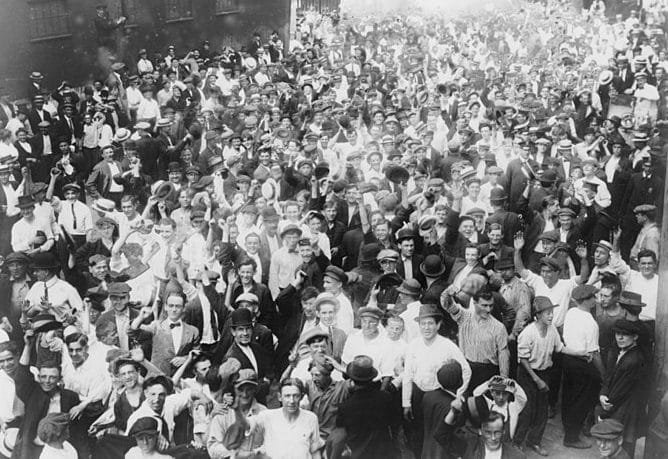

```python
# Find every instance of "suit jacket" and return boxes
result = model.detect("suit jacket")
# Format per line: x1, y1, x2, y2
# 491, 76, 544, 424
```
54, 115, 84, 142
97, 307, 140, 349
143, 319, 200, 375
224, 341, 274, 380
27, 108, 52, 134
258, 230, 282, 265
14, 365, 81, 459
183, 284, 228, 341
502, 158, 539, 213
336, 202, 362, 231
85, 159, 124, 198
229, 280, 276, 330
396, 254, 425, 286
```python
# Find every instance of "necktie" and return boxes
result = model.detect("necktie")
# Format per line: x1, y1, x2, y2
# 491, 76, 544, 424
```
43, 282, 49, 301
169, 322, 181, 329
71, 203, 77, 230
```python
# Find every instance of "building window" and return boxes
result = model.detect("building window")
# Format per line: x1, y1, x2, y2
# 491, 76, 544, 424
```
165, 0, 193, 21
215, 0, 240, 14
121, 0, 140, 26
29, 0, 71, 40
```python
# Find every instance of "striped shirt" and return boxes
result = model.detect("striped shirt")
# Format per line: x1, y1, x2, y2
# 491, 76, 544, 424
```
449, 305, 508, 365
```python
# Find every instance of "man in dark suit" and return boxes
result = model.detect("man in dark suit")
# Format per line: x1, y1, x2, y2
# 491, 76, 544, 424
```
130, 290, 200, 376
336, 183, 362, 231
258, 207, 282, 262
30, 121, 58, 182
85, 145, 126, 205
501, 142, 539, 213
27, 94, 52, 134
486, 189, 522, 247
395, 227, 425, 286
15, 336, 82, 459
612, 56, 635, 93
223, 308, 274, 403
53, 103, 83, 149
619, 156, 663, 260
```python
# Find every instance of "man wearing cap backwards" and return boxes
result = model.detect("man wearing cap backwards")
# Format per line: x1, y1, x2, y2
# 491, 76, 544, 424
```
403, 303, 471, 457
597, 318, 646, 457
207, 368, 267, 458
561, 284, 606, 449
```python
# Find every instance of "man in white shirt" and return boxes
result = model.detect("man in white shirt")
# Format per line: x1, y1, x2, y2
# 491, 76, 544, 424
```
136, 49, 154, 74
321, 266, 354, 335
136, 86, 160, 125
11, 195, 54, 254
402, 303, 471, 457
341, 307, 393, 379
561, 284, 605, 449
58, 183, 93, 246
627, 249, 659, 321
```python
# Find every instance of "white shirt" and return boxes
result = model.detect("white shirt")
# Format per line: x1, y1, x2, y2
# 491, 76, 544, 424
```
563, 308, 599, 354
250, 409, 323, 459
522, 271, 578, 328
399, 301, 422, 342
136, 97, 161, 121
107, 162, 123, 192
197, 288, 216, 344
61, 354, 112, 404
334, 292, 354, 335
627, 270, 658, 320
58, 200, 93, 235
341, 331, 394, 378
25, 276, 83, 322
168, 320, 183, 351
38, 442, 77, 459
2, 183, 20, 217
126, 86, 143, 111
402, 335, 471, 407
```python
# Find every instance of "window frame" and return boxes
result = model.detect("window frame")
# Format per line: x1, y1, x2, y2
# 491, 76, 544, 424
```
28, 0, 72, 42
214, 0, 241, 15
164, 0, 194, 23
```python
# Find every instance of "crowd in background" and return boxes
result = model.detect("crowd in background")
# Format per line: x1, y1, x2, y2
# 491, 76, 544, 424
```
0, 0, 666, 458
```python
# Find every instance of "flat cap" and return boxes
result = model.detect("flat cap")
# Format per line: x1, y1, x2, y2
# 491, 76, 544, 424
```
633, 204, 656, 214
377, 249, 400, 261
358, 306, 384, 320
323, 265, 347, 284
539, 256, 561, 271
590, 419, 624, 440
572, 284, 598, 301
557, 208, 576, 218
108, 282, 131, 295
235, 292, 259, 304
612, 318, 642, 336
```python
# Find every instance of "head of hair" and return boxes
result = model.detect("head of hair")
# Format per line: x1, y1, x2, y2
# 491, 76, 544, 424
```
238, 257, 257, 271
481, 411, 506, 428
472, 285, 494, 302
158, 217, 176, 229
487, 223, 503, 234
64, 332, 88, 347
300, 286, 320, 302
280, 377, 305, 395
0, 341, 19, 356
95, 320, 116, 340
165, 290, 186, 304
143, 375, 174, 394
120, 194, 137, 206
637, 249, 657, 264
37, 360, 61, 374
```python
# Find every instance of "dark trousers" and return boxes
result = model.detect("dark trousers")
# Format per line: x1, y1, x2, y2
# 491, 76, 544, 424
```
468, 361, 500, 394
548, 351, 563, 408
82, 147, 100, 176
515, 366, 552, 447
406, 383, 425, 458
561, 355, 601, 443
106, 191, 123, 208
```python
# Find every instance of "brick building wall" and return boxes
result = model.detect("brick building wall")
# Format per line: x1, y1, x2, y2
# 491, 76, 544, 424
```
0, 0, 291, 98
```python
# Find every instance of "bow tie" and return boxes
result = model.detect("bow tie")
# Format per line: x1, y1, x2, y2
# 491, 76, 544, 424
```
169, 322, 181, 329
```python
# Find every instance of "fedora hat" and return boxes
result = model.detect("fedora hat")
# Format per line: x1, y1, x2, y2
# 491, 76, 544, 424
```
618, 291, 645, 308
415, 303, 442, 322
16, 195, 36, 209
385, 165, 410, 185
420, 254, 445, 277
152, 181, 176, 200
396, 278, 422, 297
346, 355, 378, 383
314, 161, 330, 180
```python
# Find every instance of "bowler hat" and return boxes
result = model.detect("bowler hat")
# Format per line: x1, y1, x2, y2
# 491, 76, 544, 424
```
385, 165, 410, 184
420, 255, 445, 277
346, 355, 378, 382
230, 308, 253, 328
314, 161, 330, 180
359, 243, 382, 263
30, 252, 59, 270
436, 360, 463, 392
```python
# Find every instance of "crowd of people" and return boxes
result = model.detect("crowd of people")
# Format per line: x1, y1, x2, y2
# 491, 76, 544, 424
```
0, 0, 666, 458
